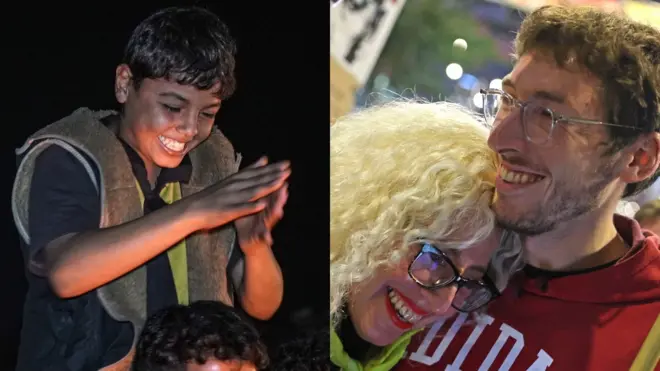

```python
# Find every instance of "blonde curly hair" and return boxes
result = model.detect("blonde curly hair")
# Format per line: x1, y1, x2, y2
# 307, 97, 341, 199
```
330, 101, 518, 327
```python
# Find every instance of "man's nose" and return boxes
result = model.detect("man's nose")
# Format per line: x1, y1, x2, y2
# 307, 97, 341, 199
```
487, 110, 526, 153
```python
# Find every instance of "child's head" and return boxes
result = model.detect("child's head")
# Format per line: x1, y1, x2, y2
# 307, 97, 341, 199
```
132, 301, 269, 371
114, 7, 237, 171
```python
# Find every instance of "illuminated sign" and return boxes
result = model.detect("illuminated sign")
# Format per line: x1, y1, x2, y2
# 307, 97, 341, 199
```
331, 0, 407, 86
330, 0, 407, 123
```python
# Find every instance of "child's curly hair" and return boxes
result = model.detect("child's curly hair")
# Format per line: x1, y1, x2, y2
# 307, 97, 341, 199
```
131, 300, 269, 370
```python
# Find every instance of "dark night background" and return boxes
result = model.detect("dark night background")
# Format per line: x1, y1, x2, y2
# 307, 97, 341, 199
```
0, 2, 328, 368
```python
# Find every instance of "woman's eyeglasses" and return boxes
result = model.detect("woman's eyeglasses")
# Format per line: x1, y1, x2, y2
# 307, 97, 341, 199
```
408, 243, 500, 313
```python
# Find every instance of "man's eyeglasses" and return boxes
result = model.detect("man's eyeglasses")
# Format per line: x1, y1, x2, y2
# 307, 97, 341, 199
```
480, 88, 639, 145
408, 243, 500, 313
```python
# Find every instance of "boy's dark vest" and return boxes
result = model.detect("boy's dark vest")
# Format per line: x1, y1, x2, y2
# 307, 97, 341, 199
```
12, 108, 241, 370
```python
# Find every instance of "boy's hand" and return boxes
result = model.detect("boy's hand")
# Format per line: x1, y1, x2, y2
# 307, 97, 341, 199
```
235, 158, 290, 251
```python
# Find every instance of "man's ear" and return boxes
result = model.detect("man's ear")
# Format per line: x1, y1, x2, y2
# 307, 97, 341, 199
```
620, 132, 660, 184
114, 64, 133, 104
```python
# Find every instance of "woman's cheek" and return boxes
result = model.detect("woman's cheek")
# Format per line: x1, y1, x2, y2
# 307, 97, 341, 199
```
415, 310, 456, 330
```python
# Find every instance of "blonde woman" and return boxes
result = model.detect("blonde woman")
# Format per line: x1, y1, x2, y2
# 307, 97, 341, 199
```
330, 101, 522, 370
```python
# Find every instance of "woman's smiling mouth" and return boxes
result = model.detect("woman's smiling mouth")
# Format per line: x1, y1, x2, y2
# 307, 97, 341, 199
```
386, 287, 429, 329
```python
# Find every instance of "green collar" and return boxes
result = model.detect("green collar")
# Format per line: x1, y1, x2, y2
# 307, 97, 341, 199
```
330, 327, 421, 371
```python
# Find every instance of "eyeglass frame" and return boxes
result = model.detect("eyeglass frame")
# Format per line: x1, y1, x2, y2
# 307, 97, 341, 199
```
407, 242, 501, 313
479, 88, 640, 144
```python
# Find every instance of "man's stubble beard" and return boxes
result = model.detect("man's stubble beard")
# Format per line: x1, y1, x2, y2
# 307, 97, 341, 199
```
494, 160, 618, 237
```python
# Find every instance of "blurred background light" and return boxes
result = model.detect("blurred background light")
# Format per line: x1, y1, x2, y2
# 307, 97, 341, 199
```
446, 63, 463, 80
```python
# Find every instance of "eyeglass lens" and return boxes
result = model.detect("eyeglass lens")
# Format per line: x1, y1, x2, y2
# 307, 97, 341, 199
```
410, 245, 492, 312
483, 91, 556, 144
409, 249, 455, 286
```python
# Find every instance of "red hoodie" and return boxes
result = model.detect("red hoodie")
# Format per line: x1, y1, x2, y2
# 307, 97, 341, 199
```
395, 215, 660, 371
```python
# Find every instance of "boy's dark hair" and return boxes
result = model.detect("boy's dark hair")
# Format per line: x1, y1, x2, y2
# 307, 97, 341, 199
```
515, 5, 660, 197
123, 6, 237, 99
131, 300, 269, 371
269, 328, 333, 371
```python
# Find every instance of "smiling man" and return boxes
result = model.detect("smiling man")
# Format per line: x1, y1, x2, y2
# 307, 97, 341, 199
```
12, 7, 288, 371
396, 5, 660, 371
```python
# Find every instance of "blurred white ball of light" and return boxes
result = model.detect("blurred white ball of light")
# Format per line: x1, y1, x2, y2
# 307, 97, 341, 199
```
489, 78, 503, 90
446, 63, 463, 80
453, 38, 468, 51
473, 92, 484, 109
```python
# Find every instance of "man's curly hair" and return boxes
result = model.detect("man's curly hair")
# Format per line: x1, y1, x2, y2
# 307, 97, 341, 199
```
269, 329, 333, 371
131, 301, 269, 370
515, 5, 660, 197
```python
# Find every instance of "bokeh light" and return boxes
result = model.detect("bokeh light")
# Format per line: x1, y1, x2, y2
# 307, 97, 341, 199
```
446, 63, 464, 80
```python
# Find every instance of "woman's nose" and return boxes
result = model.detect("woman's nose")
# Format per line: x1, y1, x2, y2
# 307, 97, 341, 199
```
422, 285, 458, 315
